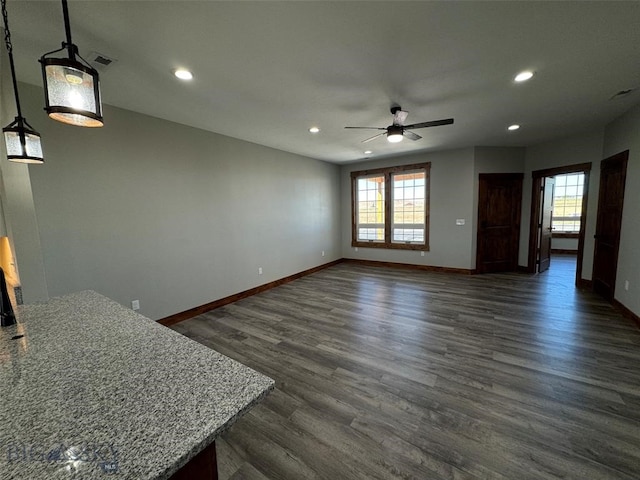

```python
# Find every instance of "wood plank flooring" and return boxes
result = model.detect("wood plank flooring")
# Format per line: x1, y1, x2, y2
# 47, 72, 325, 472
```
171, 255, 640, 479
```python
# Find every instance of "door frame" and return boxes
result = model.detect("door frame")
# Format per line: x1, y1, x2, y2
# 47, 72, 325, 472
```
538, 176, 555, 273
527, 162, 591, 286
592, 150, 629, 301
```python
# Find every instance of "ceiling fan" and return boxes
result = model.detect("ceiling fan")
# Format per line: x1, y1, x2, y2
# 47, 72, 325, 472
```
345, 106, 454, 143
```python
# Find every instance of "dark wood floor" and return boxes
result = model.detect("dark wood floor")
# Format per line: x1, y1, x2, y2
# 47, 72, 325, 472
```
171, 255, 640, 479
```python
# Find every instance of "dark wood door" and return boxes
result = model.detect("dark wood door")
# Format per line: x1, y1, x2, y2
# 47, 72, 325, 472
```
538, 177, 555, 273
477, 173, 523, 273
592, 151, 628, 301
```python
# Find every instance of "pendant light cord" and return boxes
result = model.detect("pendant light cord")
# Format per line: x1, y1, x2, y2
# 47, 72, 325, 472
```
41, 0, 87, 66
61, 0, 76, 60
1, 0, 23, 120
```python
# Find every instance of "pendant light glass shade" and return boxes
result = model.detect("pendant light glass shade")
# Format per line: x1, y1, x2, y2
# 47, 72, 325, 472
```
41, 57, 102, 127
1, 0, 44, 164
39, 0, 103, 128
3, 118, 44, 164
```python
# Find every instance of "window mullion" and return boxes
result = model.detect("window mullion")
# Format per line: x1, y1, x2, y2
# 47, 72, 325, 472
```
351, 174, 357, 245
384, 172, 391, 245
424, 163, 430, 249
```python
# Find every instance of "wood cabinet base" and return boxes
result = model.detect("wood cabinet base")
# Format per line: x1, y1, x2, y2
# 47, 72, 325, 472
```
169, 441, 218, 480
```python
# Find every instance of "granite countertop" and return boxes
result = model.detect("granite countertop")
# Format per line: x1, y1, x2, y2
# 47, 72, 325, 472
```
0, 291, 274, 479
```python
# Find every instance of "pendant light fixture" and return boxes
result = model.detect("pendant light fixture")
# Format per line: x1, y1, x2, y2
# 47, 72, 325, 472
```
39, 0, 103, 127
1, 0, 44, 164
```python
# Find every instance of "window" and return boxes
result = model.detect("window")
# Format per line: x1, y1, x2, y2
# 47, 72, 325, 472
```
552, 173, 585, 233
351, 163, 430, 250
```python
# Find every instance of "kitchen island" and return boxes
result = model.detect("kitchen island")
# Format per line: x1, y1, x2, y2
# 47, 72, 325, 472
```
0, 291, 274, 479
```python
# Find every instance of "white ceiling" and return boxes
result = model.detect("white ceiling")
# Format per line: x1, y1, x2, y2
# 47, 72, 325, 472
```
8, 1, 640, 163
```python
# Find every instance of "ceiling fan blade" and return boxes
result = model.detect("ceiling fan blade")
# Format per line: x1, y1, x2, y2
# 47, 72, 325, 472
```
404, 130, 422, 141
404, 118, 454, 129
361, 132, 387, 143
345, 126, 386, 130
393, 109, 409, 126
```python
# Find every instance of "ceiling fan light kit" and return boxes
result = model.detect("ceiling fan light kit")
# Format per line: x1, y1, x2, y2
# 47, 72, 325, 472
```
387, 125, 404, 143
345, 106, 453, 144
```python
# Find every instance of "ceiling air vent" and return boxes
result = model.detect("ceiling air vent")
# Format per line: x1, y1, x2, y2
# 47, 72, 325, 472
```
609, 89, 635, 101
87, 51, 117, 72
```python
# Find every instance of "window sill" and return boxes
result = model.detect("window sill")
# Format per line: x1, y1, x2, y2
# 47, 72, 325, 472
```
352, 241, 429, 251
552, 232, 579, 239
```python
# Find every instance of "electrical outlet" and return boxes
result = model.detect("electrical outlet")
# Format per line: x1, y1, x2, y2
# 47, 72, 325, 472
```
322, 251, 325, 257
258, 267, 263, 275
421, 251, 425, 257
355, 247, 358, 252
625, 280, 629, 291
131, 300, 140, 311
456, 219, 465, 226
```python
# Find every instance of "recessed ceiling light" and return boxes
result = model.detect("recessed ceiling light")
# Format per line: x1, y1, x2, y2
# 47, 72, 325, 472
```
514, 71, 534, 82
508, 124, 520, 131
364, 150, 372, 155
308, 126, 320, 133
174, 69, 193, 81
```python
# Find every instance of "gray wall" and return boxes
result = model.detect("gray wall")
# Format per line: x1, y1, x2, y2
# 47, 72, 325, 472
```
340, 147, 525, 270
602, 103, 640, 316
341, 148, 476, 269
0, 48, 48, 302
6, 80, 639, 319
472, 147, 526, 265
19, 83, 341, 320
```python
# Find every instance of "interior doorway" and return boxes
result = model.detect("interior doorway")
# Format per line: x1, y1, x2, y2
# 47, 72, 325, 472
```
527, 163, 591, 286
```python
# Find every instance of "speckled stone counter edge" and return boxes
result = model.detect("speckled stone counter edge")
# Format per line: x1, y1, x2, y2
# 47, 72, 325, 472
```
2, 290, 275, 480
